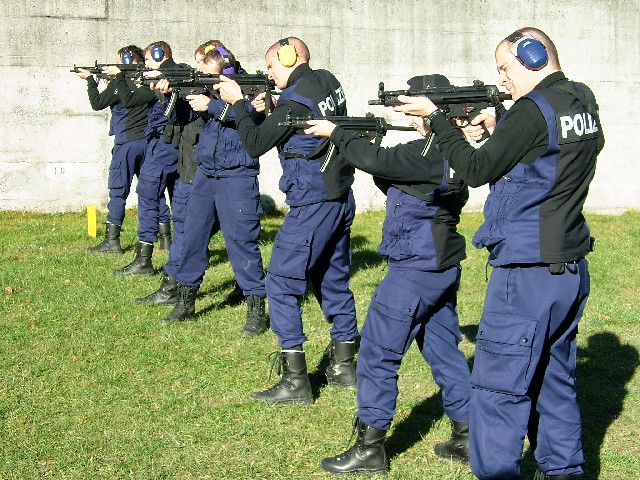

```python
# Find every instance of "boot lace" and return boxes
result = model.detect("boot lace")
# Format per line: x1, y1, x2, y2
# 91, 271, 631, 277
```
267, 351, 284, 380
345, 415, 359, 449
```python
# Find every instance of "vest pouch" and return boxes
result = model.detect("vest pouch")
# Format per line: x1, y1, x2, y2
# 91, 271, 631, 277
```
378, 200, 438, 264
473, 180, 524, 249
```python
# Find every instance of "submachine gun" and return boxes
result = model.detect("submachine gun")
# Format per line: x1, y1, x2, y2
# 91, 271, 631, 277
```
278, 109, 416, 173
369, 74, 511, 148
70, 61, 144, 80
139, 67, 277, 119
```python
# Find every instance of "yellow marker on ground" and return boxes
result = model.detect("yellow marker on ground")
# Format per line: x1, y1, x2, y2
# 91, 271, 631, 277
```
87, 205, 97, 238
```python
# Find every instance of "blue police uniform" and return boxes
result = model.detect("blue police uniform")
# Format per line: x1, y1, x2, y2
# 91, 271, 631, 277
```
319, 132, 471, 475
111, 69, 178, 240
135, 61, 184, 244
175, 97, 265, 296
162, 118, 203, 279
356, 177, 470, 432
85, 75, 146, 226
231, 61, 358, 403
427, 71, 602, 479
133, 116, 203, 305
262, 65, 357, 348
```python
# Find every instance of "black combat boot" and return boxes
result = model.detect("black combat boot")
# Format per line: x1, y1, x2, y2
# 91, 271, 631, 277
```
88, 222, 123, 254
325, 339, 357, 389
320, 416, 388, 475
533, 467, 582, 479
225, 281, 244, 305
250, 347, 313, 405
134, 273, 178, 305
159, 284, 198, 325
433, 420, 470, 464
158, 222, 172, 251
240, 295, 267, 337
112, 242, 154, 275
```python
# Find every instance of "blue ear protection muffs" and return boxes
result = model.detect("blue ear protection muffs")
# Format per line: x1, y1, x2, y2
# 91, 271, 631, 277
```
506, 31, 548, 70
277, 38, 297, 67
215, 46, 236, 74
121, 52, 133, 65
150, 44, 165, 62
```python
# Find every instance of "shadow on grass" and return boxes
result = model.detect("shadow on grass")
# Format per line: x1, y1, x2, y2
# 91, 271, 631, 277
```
350, 234, 385, 276
575, 332, 637, 479
518, 331, 638, 479
385, 391, 445, 459
197, 277, 248, 314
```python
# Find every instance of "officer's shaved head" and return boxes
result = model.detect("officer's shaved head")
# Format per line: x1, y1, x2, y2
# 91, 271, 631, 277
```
266, 37, 310, 63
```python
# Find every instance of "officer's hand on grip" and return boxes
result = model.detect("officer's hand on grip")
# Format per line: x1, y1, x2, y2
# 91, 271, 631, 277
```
410, 116, 431, 137
75, 68, 91, 80
150, 78, 172, 94
251, 92, 268, 113
458, 110, 496, 142
101, 65, 121, 77
186, 94, 211, 112
213, 75, 244, 104
304, 120, 337, 138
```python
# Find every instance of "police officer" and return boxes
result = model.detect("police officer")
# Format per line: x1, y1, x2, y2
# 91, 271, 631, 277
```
157, 43, 268, 336
215, 37, 359, 403
76, 45, 147, 254
305, 107, 472, 474
395, 27, 603, 480
134, 41, 218, 307
138, 116, 202, 303
105, 41, 186, 275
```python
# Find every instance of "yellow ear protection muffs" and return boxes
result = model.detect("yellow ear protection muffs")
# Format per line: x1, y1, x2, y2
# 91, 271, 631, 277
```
506, 31, 548, 70
277, 38, 298, 67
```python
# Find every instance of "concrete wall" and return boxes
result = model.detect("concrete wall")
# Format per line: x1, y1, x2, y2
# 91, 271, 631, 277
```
1, 0, 638, 213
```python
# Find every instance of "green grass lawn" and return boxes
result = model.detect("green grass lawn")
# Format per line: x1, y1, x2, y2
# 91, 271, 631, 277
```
1, 209, 638, 479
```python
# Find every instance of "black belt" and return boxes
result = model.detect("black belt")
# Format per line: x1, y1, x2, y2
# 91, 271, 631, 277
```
548, 261, 579, 275
498, 260, 581, 275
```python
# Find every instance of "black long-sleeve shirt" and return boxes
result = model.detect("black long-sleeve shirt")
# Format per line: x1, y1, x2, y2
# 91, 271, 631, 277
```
86, 76, 147, 143
429, 73, 569, 187
231, 64, 316, 158
86, 76, 118, 110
